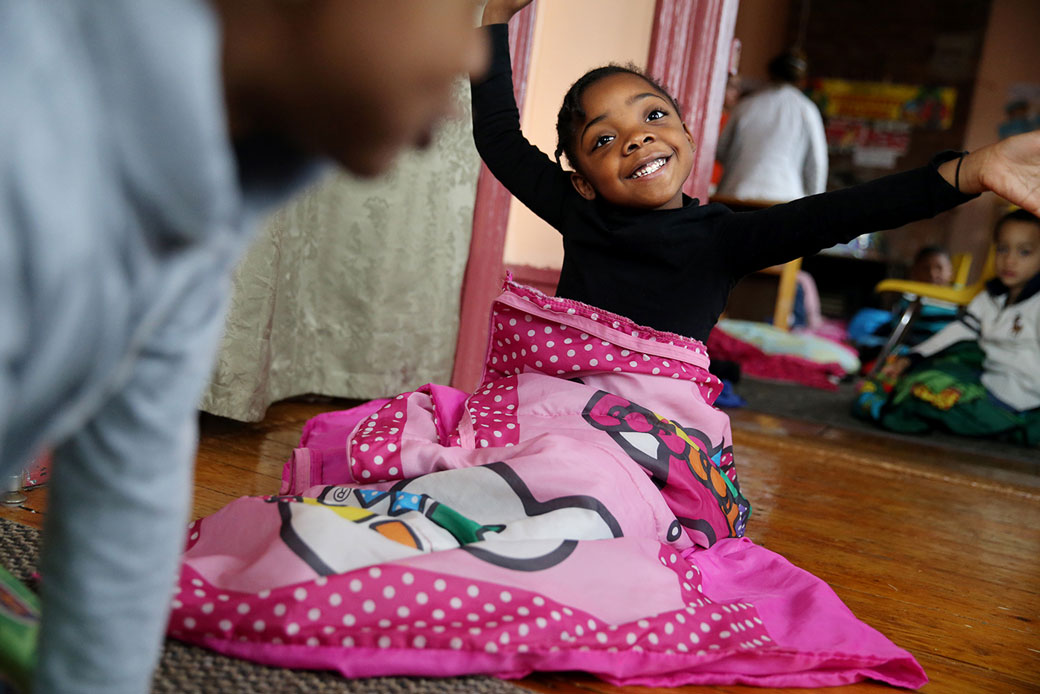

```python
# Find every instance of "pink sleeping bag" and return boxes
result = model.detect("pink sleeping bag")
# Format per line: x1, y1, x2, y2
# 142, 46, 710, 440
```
169, 281, 926, 689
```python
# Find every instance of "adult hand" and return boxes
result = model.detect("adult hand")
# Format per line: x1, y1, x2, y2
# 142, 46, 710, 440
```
942, 130, 1040, 216
481, 0, 535, 27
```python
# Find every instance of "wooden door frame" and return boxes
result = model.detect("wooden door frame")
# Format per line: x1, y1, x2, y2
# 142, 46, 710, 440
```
451, 0, 739, 391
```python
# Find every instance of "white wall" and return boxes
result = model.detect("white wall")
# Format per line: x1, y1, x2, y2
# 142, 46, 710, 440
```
503, 0, 657, 269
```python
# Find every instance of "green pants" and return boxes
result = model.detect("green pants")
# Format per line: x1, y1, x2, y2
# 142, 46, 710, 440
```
853, 342, 1040, 446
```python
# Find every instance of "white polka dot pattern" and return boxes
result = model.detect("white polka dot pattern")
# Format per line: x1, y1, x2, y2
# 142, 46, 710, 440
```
169, 547, 770, 658
467, 376, 520, 449
349, 394, 408, 482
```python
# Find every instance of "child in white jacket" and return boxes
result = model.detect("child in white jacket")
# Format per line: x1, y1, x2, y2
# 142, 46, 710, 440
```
855, 209, 1040, 444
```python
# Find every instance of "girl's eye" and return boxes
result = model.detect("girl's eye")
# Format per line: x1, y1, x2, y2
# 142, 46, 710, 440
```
647, 109, 667, 121
592, 134, 614, 150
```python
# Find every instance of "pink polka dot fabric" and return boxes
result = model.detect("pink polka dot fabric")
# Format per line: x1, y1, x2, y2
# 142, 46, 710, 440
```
483, 282, 722, 405
170, 548, 770, 664
168, 282, 927, 689
465, 377, 520, 450
349, 395, 408, 482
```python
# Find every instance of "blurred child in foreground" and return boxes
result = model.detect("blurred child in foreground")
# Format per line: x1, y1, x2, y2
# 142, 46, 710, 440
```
0, 2, 488, 692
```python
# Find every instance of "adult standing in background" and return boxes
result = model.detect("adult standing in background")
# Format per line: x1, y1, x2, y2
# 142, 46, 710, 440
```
0, 1, 488, 693
715, 48, 829, 202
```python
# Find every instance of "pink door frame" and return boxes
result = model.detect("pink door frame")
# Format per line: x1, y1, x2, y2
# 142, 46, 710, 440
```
649, 0, 740, 203
451, 0, 739, 391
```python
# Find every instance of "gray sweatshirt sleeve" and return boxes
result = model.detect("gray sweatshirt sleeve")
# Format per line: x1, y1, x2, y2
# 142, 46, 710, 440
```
0, 229, 24, 468
34, 265, 230, 694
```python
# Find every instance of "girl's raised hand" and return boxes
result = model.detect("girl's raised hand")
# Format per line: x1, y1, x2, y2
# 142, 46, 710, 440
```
947, 130, 1040, 216
481, 0, 535, 27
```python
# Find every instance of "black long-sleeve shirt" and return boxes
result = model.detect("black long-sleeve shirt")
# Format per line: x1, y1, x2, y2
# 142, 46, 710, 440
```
472, 24, 974, 342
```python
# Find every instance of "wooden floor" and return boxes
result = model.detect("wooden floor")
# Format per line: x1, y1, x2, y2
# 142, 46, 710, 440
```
3, 398, 1038, 693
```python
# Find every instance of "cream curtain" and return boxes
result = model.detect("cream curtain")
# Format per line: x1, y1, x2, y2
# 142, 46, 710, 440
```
200, 83, 480, 422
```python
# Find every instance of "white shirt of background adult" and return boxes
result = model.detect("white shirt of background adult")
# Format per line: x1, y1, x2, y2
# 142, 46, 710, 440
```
715, 83, 829, 202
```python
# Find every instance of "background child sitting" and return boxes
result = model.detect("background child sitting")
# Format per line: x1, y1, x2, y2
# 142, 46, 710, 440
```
847, 245, 960, 372
854, 209, 1040, 445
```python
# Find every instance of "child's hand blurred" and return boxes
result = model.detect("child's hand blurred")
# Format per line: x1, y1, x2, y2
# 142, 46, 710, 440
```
481, 0, 535, 26
945, 130, 1040, 216
879, 355, 911, 381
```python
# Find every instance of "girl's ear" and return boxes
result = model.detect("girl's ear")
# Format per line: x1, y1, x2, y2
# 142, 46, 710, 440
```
682, 122, 697, 153
570, 173, 597, 200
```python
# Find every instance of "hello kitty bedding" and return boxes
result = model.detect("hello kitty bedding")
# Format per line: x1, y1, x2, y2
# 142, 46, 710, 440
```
167, 281, 926, 689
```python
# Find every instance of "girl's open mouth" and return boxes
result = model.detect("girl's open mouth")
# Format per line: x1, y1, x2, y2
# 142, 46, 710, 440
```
628, 156, 669, 179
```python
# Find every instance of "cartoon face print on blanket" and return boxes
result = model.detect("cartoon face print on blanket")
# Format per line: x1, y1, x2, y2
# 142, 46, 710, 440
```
168, 282, 927, 690
582, 392, 749, 544
474, 284, 748, 548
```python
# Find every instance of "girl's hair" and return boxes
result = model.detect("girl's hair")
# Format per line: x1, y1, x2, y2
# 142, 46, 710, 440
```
553, 65, 682, 172
993, 208, 1040, 239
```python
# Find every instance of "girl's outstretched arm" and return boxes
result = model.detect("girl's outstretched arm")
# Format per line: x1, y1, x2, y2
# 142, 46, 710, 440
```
718, 150, 976, 277
939, 130, 1040, 216
717, 134, 1040, 279
471, 4, 575, 231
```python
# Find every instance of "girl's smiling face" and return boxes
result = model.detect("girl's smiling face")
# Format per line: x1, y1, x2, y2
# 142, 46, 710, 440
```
994, 218, 1040, 300
568, 73, 695, 210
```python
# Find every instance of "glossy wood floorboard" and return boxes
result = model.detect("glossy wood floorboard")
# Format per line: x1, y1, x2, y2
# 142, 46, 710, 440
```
4, 398, 1038, 693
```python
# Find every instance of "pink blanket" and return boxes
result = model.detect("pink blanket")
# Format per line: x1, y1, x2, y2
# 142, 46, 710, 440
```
169, 282, 926, 688
706, 326, 847, 391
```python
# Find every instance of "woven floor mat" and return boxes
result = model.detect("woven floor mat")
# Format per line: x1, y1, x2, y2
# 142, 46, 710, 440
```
0, 518, 531, 694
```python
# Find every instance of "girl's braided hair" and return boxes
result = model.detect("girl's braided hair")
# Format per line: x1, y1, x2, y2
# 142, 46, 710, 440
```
553, 64, 683, 173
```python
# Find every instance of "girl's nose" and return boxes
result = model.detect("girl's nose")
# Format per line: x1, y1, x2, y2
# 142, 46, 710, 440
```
626, 134, 654, 153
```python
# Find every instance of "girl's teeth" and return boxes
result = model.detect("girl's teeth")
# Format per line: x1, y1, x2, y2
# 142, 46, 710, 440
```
632, 158, 665, 178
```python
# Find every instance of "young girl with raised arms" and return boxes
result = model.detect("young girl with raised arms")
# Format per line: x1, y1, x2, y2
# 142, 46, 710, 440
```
472, 0, 1040, 345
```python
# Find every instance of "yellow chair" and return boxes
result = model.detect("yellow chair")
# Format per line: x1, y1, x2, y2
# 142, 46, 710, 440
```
866, 246, 995, 377
754, 258, 803, 332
